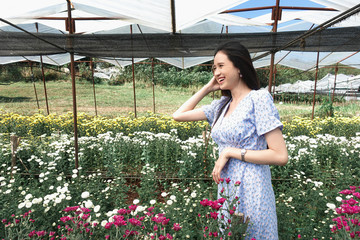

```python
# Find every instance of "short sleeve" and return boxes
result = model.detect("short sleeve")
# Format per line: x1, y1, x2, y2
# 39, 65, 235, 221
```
202, 96, 229, 126
252, 90, 283, 136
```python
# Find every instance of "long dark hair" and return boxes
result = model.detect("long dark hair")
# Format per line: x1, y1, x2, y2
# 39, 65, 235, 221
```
214, 41, 260, 97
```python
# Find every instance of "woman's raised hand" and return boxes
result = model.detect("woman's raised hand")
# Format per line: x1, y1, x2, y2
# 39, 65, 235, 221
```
205, 76, 221, 92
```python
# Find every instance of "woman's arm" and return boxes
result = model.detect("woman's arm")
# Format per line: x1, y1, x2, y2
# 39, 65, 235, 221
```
212, 128, 288, 183
172, 77, 219, 122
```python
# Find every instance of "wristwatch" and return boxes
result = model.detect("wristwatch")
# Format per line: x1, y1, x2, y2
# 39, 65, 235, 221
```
241, 149, 247, 162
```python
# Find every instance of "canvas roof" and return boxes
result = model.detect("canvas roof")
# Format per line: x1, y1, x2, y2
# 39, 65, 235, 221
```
0, 0, 360, 69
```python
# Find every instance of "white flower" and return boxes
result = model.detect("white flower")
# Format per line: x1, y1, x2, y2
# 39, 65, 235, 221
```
56, 176, 62, 181
336, 197, 342, 202
170, 195, 176, 201
133, 199, 140, 205
161, 192, 168, 197
25, 194, 33, 200
85, 200, 94, 209
18, 202, 25, 209
326, 203, 336, 210
191, 192, 197, 198
72, 169, 78, 174
166, 200, 173, 205
94, 205, 100, 213
25, 202, 32, 208
72, 174, 77, 179
101, 220, 108, 227
81, 191, 90, 199
150, 199, 156, 205
39, 173, 45, 178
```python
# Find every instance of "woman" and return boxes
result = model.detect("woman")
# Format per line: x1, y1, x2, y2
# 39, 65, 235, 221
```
173, 41, 288, 239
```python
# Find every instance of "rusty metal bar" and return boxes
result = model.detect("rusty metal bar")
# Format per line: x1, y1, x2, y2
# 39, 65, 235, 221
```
311, 51, 321, 120
170, 0, 176, 34
39, 56, 50, 115
67, 0, 79, 169
151, 58, 156, 113
35, 23, 50, 115
130, 25, 137, 118
331, 64, 339, 103
268, 0, 281, 93
222, 6, 337, 14
29, 62, 40, 110
90, 58, 98, 116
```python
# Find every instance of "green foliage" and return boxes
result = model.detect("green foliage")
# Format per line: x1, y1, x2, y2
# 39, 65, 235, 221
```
273, 93, 344, 104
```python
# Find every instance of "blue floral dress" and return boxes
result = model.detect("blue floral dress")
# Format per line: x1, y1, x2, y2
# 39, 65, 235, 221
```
202, 90, 282, 240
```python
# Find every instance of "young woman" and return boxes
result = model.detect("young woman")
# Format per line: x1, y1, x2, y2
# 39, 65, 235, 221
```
173, 41, 288, 239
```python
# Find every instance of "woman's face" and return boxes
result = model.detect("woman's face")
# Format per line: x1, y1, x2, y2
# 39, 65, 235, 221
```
212, 51, 241, 91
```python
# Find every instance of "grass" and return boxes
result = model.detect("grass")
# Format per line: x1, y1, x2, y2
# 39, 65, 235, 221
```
0, 80, 359, 120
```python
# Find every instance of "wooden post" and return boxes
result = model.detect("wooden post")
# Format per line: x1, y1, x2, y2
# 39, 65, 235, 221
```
10, 135, 20, 177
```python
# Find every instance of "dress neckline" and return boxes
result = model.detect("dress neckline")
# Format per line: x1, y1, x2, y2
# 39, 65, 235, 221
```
223, 90, 253, 119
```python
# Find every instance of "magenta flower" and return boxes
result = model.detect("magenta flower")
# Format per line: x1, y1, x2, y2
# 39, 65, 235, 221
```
172, 223, 182, 231
128, 205, 137, 211
225, 178, 231, 183
235, 181, 241, 186
63, 206, 80, 212
104, 222, 113, 229
210, 212, 218, 220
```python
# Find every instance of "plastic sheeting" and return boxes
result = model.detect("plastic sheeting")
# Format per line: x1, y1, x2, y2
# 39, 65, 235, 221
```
275, 73, 360, 94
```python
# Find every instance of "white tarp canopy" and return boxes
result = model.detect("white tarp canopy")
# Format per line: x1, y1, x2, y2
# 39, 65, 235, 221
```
0, 0, 360, 69
275, 73, 360, 94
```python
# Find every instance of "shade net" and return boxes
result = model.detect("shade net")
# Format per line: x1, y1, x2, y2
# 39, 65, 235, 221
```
1, 26, 360, 58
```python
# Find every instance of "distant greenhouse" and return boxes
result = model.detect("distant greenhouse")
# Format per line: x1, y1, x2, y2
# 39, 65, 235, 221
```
273, 74, 360, 100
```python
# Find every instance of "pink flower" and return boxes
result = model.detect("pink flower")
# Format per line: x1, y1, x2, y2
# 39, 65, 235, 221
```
228, 232, 232, 236
105, 235, 110, 239
225, 178, 231, 184
210, 212, 218, 220
219, 178, 224, 183
298, 234, 301, 238
229, 210, 234, 215
159, 235, 166, 240
117, 208, 127, 215
172, 223, 182, 231
129, 205, 137, 211
104, 222, 113, 229
251, 238, 256, 240
166, 233, 173, 239
200, 199, 210, 207
218, 198, 226, 204
129, 218, 142, 226
63, 206, 80, 212
235, 181, 241, 186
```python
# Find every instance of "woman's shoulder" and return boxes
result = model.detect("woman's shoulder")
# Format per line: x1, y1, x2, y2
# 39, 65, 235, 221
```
249, 89, 273, 102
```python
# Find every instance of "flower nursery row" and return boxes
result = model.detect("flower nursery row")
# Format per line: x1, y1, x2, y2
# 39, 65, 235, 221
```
0, 127, 359, 239
1, 111, 360, 140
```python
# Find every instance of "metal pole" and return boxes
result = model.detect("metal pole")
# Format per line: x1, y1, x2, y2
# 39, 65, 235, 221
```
35, 22, 50, 115
331, 64, 339, 103
268, 0, 281, 93
151, 58, 156, 114
40, 56, 50, 115
130, 25, 137, 118
311, 51, 320, 120
29, 62, 40, 110
90, 58, 98, 116
67, 0, 79, 169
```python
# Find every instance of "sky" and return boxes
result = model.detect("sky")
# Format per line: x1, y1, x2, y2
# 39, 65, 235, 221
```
230, 0, 325, 18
